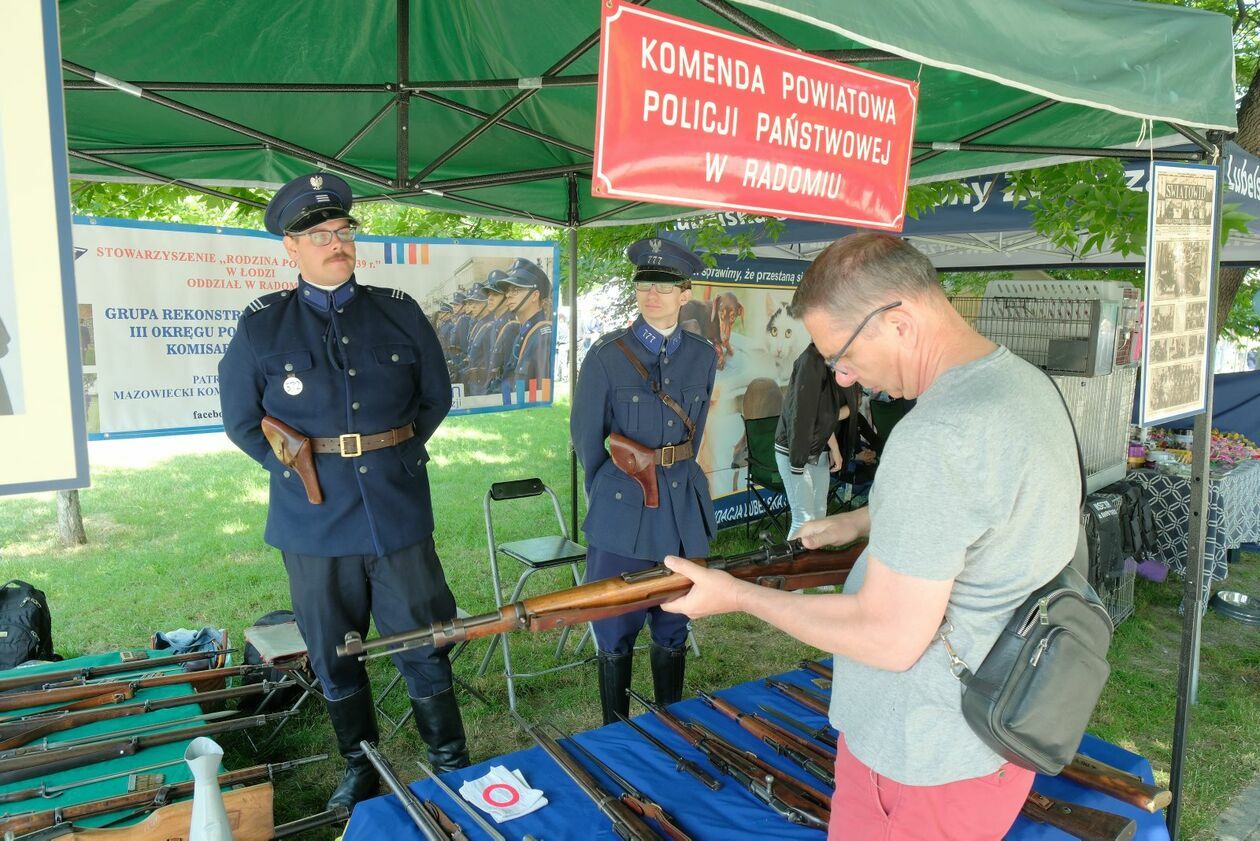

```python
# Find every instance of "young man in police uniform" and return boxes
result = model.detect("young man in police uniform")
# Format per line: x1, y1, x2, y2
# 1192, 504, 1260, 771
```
571, 238, 717, 724
497, 258, 553, 400
218, 173, 470, 812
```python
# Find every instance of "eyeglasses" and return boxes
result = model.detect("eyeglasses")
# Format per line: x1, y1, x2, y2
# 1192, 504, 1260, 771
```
634, 281, 683, 294
823, 301, 901, 372
288, 226, 357, 247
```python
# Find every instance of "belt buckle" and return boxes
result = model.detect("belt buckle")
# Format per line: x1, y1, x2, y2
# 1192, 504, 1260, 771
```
339, 433, 363, 458
660, 444, 675, 468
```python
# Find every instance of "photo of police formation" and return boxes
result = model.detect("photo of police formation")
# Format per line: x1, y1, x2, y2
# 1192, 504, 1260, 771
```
218, 172, 1114, 841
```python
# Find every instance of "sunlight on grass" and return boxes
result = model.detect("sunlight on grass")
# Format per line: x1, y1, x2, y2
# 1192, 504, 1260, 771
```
433, 425, 506, 444
241, 486, 269, 505
220, 521, 248, 535
432, 448, 516, 467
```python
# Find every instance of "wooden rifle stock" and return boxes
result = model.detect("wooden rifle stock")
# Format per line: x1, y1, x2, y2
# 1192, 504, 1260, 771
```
339, 540, 866, 658
697, 690, 834, 788
794, 662, 1171, 813
0, 753, 324, 836
0, 664, 268, 714
628, 689, 831, 830
0, 649, 232, 695
0, 681, 278, 751
1020, 791, 1137, 841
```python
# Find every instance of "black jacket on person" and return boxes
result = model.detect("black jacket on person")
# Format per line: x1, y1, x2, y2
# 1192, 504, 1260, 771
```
774, 344, 855, 473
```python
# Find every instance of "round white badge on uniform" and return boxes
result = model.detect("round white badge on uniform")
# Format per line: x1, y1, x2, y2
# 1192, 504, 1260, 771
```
283, 376, 304, 396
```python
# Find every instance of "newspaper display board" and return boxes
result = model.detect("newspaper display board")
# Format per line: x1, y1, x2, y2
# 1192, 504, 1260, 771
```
1139, 163, 1219, 426
0, 0, 89, 496
72, 218, 558, 439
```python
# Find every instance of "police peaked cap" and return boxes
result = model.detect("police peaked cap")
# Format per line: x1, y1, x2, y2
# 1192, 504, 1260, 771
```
466, 285, 489, 302
264, 172, 358, 236
626, 237, 705, 282
452, 291, 467, 304
484, 269, 510, 294
495, 258, 550, 297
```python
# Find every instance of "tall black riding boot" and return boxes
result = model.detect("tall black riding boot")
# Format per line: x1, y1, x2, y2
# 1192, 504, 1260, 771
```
324, 685, 381, 811
411, 687, 470, 773
597, 651, 634, 725
650, 643, 687, 706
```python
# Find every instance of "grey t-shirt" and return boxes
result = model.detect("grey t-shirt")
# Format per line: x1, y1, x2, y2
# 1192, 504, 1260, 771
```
829, 347, 1080, 785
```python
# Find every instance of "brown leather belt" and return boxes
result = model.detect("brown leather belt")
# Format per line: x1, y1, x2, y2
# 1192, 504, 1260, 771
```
655, 440, 693, 467
310, 424, 414, 457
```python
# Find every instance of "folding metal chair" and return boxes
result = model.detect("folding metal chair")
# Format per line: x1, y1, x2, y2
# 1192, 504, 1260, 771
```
240, 620, 322, 750
743, 415, 789, 539
475, 478, 591, 711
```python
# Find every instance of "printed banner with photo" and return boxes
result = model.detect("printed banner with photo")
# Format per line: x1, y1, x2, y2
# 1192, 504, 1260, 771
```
0, 0, 89, 495
687, 255, 813, 526
72, 217, 558, 438
1140, 163, 1219, 426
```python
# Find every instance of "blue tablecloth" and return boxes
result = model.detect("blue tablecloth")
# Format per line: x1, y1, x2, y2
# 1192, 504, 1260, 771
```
346, 667, 1169, 841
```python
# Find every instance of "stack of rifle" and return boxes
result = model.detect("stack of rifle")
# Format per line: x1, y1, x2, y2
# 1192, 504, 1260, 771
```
0, 648, 315, 838
773, 661, 1173, 841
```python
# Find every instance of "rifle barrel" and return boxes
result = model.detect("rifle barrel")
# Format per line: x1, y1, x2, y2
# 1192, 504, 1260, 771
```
361, 741, 448, 841
613, 710, 722, 791
0, 664, 268, 714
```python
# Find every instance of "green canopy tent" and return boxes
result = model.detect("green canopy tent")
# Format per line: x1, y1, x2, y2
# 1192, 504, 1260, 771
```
56, 2, 1237, 833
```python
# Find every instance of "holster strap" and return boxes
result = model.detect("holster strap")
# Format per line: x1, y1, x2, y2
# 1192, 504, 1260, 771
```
310, 424, 415, 457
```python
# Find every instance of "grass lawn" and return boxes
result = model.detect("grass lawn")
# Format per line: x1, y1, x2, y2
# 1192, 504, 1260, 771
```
0, 394, 1257, 839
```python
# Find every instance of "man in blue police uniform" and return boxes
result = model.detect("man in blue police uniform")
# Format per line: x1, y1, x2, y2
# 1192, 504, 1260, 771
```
218, 173, 470, 812
464, 271, 510, 395
571, 237, 717, 724
497, 258, 553, 401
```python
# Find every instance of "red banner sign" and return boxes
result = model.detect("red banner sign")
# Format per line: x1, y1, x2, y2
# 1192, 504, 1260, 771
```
593, 2, 918, 230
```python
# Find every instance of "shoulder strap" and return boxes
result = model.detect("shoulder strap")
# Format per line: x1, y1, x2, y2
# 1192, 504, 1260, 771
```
613, 338, 697, 439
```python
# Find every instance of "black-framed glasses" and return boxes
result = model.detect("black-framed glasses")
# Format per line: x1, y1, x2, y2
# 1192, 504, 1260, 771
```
823, 301, 901, 372
288, 226, 358, 247
634, 280, 683, 294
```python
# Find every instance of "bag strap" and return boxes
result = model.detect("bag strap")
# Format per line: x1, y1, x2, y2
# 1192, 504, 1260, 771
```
613, 338, 697, 439
938, 367, 1088, 684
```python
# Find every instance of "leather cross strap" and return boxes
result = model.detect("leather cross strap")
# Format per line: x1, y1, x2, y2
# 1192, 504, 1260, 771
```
613, 339, 697, 439
310, 424, 414, 457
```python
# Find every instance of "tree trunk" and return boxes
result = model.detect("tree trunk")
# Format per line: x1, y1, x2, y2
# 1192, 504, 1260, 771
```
56, 490, 86, 546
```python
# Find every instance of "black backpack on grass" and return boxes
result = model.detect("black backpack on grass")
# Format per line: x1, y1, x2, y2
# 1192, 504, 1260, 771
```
0, 581, 57, 669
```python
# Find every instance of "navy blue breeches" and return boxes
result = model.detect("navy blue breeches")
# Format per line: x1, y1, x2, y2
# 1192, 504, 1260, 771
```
282, 535, 457, 700
585, 545, 690, 656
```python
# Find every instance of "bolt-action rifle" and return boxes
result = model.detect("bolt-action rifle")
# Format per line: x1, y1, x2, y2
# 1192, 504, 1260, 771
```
0, 680, 284, 751
0, 649, 233, 695
696, 690, 834, 788
512, 711, 659, 841
628, 688, 831, 830
790, 663, 1172, 814
0, 711, 292, 786
339, 539, 864, 660
0, 664, 270, 715
0, 752, 324, 836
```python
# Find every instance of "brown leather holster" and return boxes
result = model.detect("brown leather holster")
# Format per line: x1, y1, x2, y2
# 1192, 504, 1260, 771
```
261, 416, 323, 505
609, 433, 660, 509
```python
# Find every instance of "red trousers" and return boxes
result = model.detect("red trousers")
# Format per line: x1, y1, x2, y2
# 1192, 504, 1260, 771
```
828, 733, 1033, 840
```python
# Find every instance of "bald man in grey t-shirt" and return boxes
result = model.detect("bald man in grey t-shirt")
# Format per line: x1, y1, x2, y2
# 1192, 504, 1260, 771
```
662, 233, 1081, 840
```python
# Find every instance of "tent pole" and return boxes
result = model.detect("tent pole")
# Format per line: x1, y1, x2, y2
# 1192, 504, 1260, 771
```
1165, 130, 1226, 839
61, 60, 392, 188
395, 0, 410, 188
568, 175, 581, 539
67, 150, 267, 209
